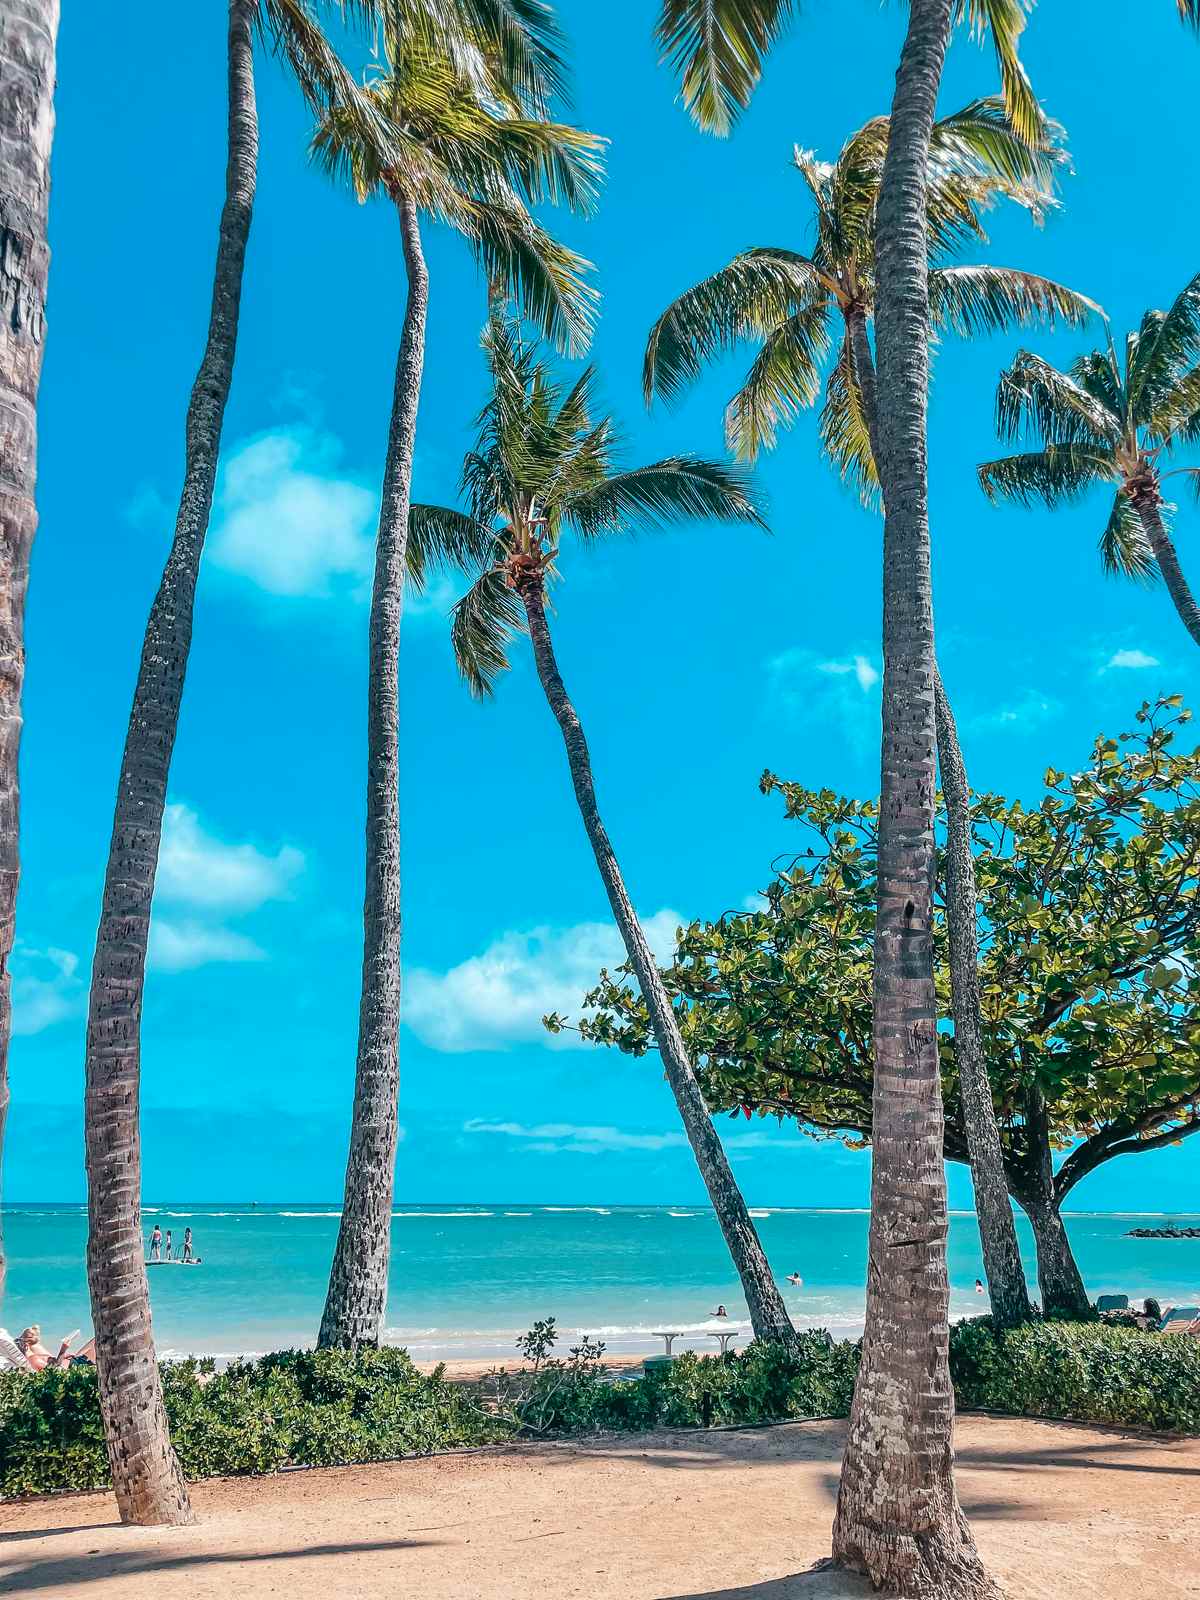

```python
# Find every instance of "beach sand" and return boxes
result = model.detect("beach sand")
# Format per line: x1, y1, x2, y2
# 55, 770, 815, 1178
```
3, 1414, 1197, 1599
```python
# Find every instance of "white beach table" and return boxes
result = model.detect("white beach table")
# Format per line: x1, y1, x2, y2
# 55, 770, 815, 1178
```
650, 1321, 751, 1357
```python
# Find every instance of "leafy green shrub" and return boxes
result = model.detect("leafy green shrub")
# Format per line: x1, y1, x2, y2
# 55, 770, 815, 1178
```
0, 1346, 516, 1498
950, 1316, 1200, 1433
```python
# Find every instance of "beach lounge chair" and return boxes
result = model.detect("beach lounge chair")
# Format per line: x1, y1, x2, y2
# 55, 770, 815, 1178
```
0, 1328, 32, 1373
1157, 1305, 1200, 1334
1096, 1294, 1129, 1313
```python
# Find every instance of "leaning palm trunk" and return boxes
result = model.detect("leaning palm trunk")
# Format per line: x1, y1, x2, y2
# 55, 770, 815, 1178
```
831, 1, 999, 1593
848, 305, 1031, 1331
1130, 480, 1200, 648
0, 0, 58, 1315
318, 194, 427, 1350
1011, 1084, 1090, 1318
82, 0, 257, 1526
934, 670, 1032, 1328
515, 576, 796, 1347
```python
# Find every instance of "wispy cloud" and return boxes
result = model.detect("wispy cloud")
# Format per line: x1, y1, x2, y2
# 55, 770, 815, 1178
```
149, 919, 266, 974
210, 427, 376, 599
970, 690, 1062, 733
157, 804, 304, 913
1103, 647, 1161, 672
405, 909, 683, 1053
464, 1118, 688, 1155
149, 804, 305, 973
11, 946, 84, 1036
766, 648, 881, 751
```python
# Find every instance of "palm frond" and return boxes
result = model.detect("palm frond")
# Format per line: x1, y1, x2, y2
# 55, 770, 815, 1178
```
1100, 490, 1157, 581
724, 298, 832, 460
1145, 360, 1200, 445
654, 0, 795, 135
977, 443, 1111, 508
463, 196, 598, 353
643, 249, 825, 406
451, 560, 526, 697
929, 96, 1064, 197
995, 350, 1121, 447
408, 504, 497, 590
1071, 348, 1126, 424
1180, 0, 1200, 30
1128, 271, 1200, 421
953, 0, 1045, 145
929, 265, 1098, 339
565, 457, 768, 541
452, 0, 571, 114
819, 334, 878, 508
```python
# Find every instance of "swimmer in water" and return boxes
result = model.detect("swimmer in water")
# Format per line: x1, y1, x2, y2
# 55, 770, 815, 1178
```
709, 1304, 728, 1319
974, 1278, 985, 1295
786, 1273, 803, 1286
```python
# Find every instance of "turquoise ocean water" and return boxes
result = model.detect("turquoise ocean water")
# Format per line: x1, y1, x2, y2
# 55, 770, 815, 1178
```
3, 1204, 1198, 1362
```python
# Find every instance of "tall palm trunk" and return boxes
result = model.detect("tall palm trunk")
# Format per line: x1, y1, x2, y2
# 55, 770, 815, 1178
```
1131, 482, 1200, 648
1012, 1084, 1090, 1318
515, 576, 796, 1348
846, 313, 1031, 1330
832, 2, 999, 1593
0, 0, 58, 1315
318, 194, 427, 1350
82, 0, 257, 1526
934, 670, 1032, 1328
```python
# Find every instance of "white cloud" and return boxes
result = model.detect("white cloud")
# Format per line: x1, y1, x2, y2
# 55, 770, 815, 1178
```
971, 691, 1061, 732
464, 1118, 688, 1155
816, 653, 879, 692
1104, 648, 1161, 672
157, 804, 304, 913
11, 947, 83, 1036
149, 919, 266, 974
405, 909, 683, 1053
210, 428, 376, 598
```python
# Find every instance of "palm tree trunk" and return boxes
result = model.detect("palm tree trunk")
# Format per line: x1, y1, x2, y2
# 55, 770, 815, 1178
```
318, 194, 427, 1350
1014, 1084, 1090, 1318
515, 576, 797, 1348
933, 669, 1032, 1329
846, 314, 1030, 1327
1132, 486, 1200, 648
0, 0, 58, 1316
82, 0, 257, 1526
832, 2, 999, 1593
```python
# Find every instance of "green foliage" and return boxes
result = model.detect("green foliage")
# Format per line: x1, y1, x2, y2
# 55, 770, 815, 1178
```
949, 1317, 1200, 1433
0, 1348, 514, 1498
556, 699, 1200, 1207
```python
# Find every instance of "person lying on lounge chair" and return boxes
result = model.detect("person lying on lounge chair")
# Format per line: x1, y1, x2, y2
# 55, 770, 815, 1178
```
16, 1326, 96, 1370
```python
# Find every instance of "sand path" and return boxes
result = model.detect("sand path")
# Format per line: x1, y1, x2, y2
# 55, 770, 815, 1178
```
2, 1415, 1197, 1599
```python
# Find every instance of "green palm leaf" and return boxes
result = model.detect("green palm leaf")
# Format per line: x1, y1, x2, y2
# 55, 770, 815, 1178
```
952, 0, 1045, 145
565, 457, 768, 541
1128, 271, 1200, 421
408, 504, 496, 589
451, 560, 527, 698
643, 249, 825, 406
1100, 490, 1157, 581
819, 335, 878, 508
995, 351, 1121, 447
463, 196, 598, 353
654, 0, 795, 136
1179, 0, 1200, 28
725, 298, 832, 460
929, 266, 1098, 339
978, 444, 1112, 508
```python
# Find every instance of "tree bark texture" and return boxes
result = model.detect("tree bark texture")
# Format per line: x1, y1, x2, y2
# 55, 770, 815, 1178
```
934, 669, 1032, 1329
832, 3, 1000, 1594
1012, 1084, 1090, 1318
318, 197, 427, 1350
82, 0, 258, 1526
1132, 485, 1200, 650
0, 0, 58, 1315
517, 579, 797, 1348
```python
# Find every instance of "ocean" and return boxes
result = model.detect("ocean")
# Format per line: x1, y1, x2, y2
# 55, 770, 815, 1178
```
3, 1204, 1198, 1363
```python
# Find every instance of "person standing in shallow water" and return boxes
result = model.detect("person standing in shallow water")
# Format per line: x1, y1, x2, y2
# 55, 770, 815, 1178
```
148, 1225, 162, 1262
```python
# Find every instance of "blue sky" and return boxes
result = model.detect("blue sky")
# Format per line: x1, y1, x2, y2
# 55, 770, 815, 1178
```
7, 1, 1200, 1208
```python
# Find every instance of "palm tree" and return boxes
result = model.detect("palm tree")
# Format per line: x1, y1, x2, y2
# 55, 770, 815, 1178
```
310, 16, 602, 1352
644, 102, 1096, 1331
80, 0, 484, 1529
0, 0, 58, 1319
424, 313, 798, 1348
1181, 2, 1200, 26
979, 274, 1200, 649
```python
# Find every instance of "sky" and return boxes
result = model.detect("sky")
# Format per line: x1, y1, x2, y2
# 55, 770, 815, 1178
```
6, 1, 1200, 1208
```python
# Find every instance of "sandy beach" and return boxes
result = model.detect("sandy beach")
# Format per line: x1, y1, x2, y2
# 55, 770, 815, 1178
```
3, 1414, 1196, 1599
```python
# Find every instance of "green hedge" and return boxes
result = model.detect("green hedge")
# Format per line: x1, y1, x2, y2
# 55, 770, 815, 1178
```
0, 1347, 515, 1497
3, 1320, 1195, 1499
948, 1317, 1200, 1433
